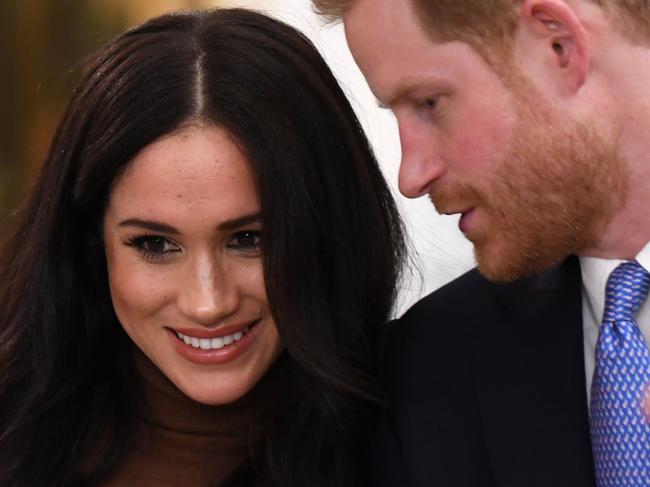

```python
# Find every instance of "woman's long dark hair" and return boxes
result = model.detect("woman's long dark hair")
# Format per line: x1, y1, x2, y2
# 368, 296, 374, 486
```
0, 8, 405, 487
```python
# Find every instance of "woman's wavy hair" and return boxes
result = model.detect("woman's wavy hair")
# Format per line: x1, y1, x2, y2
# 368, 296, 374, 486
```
0, 8, 405, 487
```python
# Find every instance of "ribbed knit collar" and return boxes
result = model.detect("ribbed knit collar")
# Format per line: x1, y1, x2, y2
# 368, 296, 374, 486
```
133, 347, 282, 441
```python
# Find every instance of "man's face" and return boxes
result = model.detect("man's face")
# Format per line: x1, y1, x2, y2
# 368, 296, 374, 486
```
344, 0, 625, 281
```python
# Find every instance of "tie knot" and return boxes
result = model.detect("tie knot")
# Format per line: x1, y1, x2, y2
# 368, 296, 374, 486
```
603, 261, 650, 322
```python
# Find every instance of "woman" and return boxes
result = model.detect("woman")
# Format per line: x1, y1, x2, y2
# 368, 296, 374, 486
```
0, 7, 405, 487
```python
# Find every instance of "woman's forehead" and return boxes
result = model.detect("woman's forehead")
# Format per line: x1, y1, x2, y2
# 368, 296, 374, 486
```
105, 125, 259, 230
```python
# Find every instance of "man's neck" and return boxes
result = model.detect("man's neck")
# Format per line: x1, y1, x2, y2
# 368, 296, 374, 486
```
582, 41, 650, 261
581, 187, 650, 260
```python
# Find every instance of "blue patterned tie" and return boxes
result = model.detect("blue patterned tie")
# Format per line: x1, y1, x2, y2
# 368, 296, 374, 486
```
590, 261, 650, 486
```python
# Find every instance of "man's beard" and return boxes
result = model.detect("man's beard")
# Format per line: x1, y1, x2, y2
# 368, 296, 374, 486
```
431, 81, 627, 283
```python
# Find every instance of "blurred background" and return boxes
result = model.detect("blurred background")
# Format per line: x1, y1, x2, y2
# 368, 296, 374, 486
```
0, 0, 212, 229
0, 0, 474, 313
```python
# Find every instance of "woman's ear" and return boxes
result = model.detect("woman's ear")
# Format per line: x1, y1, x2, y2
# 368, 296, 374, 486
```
515, 0, 591, 94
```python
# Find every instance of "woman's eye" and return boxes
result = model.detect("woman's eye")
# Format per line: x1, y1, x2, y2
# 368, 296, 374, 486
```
126, 235, 180, 261
227, 231, 262, 254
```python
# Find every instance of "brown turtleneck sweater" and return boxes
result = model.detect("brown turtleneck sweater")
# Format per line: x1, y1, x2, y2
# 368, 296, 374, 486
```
98, 349, 279, 487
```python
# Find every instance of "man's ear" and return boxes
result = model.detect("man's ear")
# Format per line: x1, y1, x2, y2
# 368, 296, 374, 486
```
515, 0, 590, 94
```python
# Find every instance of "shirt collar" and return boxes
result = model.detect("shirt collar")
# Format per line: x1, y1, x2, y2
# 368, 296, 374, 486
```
579, 241, 650, 326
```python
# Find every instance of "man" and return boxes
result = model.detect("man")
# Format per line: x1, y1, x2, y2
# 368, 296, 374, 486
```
312, 0, 650, 486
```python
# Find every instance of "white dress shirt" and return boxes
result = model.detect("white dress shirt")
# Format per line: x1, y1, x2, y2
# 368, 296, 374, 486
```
580, 241, 650, 406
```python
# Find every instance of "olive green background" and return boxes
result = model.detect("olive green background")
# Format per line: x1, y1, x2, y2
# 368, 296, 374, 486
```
0, 0, 214, 242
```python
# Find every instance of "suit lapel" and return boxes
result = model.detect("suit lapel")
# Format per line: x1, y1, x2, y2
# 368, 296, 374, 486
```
474, 257, 596, 486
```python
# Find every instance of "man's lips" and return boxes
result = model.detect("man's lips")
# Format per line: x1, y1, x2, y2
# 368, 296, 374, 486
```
167, 320, 258, 339
440, 207, 473, 217
458, 208, 476, 234
431, 197, 477, 234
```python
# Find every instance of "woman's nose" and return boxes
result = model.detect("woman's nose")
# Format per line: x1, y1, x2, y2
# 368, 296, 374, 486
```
177, 256, 239, 326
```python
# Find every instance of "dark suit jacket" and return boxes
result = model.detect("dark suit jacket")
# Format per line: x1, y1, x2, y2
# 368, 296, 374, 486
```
373, 257, 596, 487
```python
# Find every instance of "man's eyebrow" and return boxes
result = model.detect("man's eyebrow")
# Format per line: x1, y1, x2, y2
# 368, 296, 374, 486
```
379, 76, 442, 109
118, 212, 261, 234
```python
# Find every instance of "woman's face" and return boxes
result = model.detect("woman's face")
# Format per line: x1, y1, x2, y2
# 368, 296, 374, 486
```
103, 124, 282, 405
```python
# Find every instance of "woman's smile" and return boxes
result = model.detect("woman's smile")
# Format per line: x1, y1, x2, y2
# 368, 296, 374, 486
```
166, 319, 265, 365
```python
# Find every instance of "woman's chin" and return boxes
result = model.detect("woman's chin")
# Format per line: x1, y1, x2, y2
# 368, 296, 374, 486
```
174, 377, 255, 406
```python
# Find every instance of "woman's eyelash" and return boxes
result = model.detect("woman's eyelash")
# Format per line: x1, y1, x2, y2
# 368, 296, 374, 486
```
123, 231, 262, 260
124, 235, 180, 261
227, 231, 262, 254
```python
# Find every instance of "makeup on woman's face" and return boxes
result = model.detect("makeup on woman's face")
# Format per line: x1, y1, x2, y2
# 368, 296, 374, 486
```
103, 124, 282, 405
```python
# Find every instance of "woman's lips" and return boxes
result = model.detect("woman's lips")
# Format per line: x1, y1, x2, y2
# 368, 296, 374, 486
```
172, 321, 253, 339
166, 319, 262, 365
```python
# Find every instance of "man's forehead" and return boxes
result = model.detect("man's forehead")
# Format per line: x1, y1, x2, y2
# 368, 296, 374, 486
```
343, 0, 414, 36
343, 2, 428, 80
345, 30, 470, 105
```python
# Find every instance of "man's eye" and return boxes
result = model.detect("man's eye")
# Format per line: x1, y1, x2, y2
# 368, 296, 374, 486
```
414, 96, 444, 122
126, 235, 180, 260
421, 97, 438, 110
227, 231, 262, 254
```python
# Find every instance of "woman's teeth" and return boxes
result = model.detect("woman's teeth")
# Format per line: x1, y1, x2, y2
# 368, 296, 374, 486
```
176, 327, 249, 350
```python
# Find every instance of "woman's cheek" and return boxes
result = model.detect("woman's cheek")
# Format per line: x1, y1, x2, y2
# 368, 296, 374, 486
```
107, 251, 175, 327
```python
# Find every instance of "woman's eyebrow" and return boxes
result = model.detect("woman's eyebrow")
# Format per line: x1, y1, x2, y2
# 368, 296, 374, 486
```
118, 218, 180, 235
118, 213, 261, 234
217, 213, 261, 231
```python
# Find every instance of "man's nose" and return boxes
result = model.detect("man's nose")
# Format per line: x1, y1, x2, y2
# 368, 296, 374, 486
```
397, 122, 445, 198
